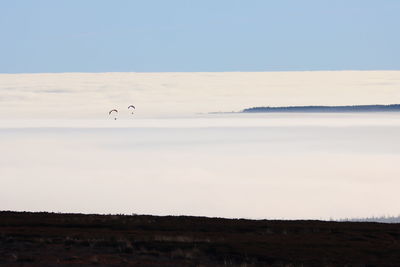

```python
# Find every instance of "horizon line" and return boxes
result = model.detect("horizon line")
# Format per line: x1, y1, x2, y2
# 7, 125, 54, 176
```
1, 69, 400, 75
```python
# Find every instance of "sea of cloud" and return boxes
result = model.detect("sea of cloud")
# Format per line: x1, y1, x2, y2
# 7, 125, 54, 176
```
0, 71, 399, 119
1, 71, 400, 219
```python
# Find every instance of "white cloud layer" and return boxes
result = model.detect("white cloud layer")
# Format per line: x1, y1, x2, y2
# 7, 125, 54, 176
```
1, 71, 400, 219
0, 71, 400, 119
1, 118, 400, 219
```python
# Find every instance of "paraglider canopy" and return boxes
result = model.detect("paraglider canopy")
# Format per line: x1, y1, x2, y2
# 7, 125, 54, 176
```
109, 109, 118, 115
109, 109, 118, 120
128, 105, 135, 115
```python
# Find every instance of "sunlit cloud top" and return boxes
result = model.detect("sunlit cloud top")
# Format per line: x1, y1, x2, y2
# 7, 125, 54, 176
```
1, 71, 400, 119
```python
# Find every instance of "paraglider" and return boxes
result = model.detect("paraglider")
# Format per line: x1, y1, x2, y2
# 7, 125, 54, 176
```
128, 105, 135, 115
109, 109, 118, 120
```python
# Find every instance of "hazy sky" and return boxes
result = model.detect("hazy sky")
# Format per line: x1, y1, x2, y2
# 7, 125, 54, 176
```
1, 0, 399, 73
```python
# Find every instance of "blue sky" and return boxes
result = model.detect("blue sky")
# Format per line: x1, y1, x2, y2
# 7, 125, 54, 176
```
1, 0, 399, 73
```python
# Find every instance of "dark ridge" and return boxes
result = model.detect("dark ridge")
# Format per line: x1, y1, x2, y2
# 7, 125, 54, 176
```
1, 211, 400, 266
242, 104, 400, 113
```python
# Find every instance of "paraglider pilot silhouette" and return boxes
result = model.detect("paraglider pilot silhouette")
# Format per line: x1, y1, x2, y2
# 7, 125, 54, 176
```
109, 109, 118, 120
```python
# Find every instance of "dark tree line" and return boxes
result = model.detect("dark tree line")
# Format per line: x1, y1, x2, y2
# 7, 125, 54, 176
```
243, 104, 400, 113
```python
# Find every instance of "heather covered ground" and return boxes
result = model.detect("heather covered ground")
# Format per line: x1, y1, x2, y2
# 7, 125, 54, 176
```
1, 211, 400, 266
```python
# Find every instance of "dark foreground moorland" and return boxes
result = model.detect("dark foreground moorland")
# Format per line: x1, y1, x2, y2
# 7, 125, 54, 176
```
1, 211, 400, 266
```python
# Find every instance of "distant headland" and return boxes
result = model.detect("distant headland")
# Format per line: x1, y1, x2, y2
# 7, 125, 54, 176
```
242, 104, 400, 113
